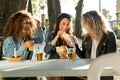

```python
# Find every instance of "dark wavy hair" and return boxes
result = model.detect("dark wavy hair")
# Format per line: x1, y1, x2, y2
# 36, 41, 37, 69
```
53, 13, 72, 37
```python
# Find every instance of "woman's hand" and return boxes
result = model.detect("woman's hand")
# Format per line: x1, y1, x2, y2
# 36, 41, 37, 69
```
23, 40, 34, 48
56, 46, 68, 59
57, 30, 65, 38
51, 30, 65, 45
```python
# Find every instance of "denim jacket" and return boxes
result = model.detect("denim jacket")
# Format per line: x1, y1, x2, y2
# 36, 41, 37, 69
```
3, 36, 26, 57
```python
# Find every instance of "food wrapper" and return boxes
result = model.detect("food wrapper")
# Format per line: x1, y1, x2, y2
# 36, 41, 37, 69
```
63, 34, 75, 47
7, 56, 23, 62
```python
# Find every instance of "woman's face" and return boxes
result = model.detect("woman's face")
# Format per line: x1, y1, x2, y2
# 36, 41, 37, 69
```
81, 19, 89, 33
59, 18, 70, 33
23, 18, 31, 34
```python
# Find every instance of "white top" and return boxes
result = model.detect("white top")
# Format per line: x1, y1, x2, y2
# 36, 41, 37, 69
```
91, 40, 99, 59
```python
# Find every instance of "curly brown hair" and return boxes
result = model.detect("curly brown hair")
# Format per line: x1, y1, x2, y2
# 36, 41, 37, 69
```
3, 10, 36, 42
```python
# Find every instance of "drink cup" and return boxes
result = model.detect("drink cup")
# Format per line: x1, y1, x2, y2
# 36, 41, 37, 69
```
69, 52, 76, 60
29, 45, 34, 51
36, 53, 43, 61
29, 41, 34, 51
67, 48, 76, 60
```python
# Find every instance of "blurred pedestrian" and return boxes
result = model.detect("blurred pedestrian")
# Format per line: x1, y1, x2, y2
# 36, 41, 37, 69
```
34, 16, 46, 43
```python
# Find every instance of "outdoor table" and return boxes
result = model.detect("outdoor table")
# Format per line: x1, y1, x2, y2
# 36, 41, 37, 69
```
0, 59, 115, 77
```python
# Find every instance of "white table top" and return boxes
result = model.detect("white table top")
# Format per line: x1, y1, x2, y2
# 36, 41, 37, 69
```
0, 59, 115, 77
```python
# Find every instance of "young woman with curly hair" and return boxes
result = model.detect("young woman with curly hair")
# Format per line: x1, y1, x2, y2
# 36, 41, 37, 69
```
3, 10, 37, 80
3, 10, 36, 58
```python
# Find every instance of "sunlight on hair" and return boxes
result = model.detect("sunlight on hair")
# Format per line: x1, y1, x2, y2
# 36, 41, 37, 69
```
97, 11, 113, 32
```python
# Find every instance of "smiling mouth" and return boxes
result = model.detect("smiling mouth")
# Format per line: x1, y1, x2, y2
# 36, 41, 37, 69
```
24, 27, 29, 31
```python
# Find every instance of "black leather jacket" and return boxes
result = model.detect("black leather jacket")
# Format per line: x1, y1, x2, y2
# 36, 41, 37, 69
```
44, 32, 81, 59
76, 31, 117, 58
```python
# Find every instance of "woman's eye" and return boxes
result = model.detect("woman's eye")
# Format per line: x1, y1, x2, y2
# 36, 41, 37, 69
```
62, 23, 65, 25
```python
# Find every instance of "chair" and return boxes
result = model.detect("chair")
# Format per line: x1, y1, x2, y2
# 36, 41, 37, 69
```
87, 53, 120, 80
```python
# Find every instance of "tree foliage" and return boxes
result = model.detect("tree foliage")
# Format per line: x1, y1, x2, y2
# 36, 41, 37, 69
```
47, 0, 61, 32
0, 0, 28, 35
32, 0, 46, 15
74, 0, 83, 38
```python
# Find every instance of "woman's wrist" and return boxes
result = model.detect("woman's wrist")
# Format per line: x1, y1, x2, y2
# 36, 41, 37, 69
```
51, 35, 59, 45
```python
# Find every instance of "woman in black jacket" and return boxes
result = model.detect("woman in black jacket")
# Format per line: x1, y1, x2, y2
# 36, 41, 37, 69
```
77, 10, 117, 80
77, 10, 116, 59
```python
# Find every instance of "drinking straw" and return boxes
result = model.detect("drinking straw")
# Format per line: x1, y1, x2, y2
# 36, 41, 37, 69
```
14, 48, 17, 57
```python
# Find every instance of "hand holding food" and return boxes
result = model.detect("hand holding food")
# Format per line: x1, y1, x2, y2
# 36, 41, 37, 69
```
56, 46, 68, 59
23, 40, 34, 48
